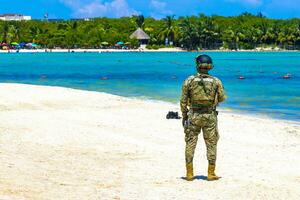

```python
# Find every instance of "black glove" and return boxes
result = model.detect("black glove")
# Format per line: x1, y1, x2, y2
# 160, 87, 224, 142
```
182, 118, 187, 127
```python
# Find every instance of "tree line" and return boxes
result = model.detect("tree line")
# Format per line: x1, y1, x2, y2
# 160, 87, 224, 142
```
1, 13, 300, 50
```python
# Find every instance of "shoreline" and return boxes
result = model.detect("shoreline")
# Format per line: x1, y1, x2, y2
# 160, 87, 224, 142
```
0, 82, 299, 124
1, 83, 299, 128
99, 96, 300, 124
2, 83, 299, 123
0, 83, 299, 199
1, 48, 300, 53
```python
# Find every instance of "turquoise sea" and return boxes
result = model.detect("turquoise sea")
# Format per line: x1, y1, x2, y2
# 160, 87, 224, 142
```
0, 52, 299, 121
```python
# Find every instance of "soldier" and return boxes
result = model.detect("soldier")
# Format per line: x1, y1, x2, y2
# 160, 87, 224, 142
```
180, 54, 225, 181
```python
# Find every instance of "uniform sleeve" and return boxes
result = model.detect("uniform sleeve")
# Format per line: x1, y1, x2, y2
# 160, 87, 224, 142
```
180, 78, 191, 119
215, 78, 226, 103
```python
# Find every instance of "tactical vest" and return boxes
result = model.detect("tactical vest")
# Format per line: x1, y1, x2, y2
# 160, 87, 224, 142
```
188, 74, 218, 108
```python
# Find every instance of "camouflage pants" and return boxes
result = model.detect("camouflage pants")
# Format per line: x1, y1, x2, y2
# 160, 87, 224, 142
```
184, 111, 219, 165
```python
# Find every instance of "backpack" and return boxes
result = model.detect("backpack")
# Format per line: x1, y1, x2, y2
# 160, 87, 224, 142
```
188, 74, 218, 108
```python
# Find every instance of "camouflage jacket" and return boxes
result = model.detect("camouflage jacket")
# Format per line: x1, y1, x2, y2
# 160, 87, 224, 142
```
180, 73, 226, 119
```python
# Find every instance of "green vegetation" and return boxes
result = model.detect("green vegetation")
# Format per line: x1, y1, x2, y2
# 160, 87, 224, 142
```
1, 13, 300, 50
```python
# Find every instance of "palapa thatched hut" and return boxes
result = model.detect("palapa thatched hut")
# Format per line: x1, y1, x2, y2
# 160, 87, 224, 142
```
130, 28, 150, 47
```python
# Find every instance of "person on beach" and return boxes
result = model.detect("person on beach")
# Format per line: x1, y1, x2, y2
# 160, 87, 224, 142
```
180, 54, 226, 181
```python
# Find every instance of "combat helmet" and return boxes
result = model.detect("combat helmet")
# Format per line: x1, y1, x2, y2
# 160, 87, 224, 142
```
195, 54, 214, 72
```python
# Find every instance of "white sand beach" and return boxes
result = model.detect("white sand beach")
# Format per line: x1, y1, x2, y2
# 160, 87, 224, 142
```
0, 83, 299, 200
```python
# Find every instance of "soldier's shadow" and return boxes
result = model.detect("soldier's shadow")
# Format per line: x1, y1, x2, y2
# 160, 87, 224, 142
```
181, 175, 207, 181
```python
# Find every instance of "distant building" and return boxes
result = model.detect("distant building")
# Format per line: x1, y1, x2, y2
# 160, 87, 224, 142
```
130, 28, 150, 48
0, 14, 31, 21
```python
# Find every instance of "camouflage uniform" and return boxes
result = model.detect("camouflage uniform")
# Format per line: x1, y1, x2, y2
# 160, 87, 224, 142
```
181, 73, 225, 165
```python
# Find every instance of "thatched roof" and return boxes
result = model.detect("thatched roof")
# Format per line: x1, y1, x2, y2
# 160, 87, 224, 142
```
130, 28, 150, 40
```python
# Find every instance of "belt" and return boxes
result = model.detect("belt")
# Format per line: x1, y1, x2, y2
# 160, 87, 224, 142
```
192, 107, 216, 114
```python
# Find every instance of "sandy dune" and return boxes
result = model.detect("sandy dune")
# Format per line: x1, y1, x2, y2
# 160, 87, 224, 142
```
0, 84, 299, 200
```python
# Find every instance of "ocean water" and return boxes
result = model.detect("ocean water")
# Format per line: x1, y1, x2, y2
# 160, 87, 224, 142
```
0, 52, 299, 121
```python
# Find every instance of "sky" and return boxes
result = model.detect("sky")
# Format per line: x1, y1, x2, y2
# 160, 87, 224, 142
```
0, 0, 300, 19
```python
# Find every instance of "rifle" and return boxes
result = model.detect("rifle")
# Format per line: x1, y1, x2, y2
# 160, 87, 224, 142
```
213, 85, 219, 115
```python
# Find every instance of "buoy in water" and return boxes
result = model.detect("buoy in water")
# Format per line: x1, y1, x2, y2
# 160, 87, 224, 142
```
100, 76, 108, 80
283, 74, 291, 79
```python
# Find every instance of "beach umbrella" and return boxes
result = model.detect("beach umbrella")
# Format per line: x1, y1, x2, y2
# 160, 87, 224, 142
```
101, 41, 109, 46
11, 42, 19, 46
25, 43, 34, 49
125, 42, 131, 45
26, 43, 39, 48
19, 42, 26, 47
116, 41, 124, 45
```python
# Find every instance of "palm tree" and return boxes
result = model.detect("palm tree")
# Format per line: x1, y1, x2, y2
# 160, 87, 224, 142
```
179, 17, 199, 50
198, 16, 219, 49
3, 24, 18, 44
160, 15, 178, 45
277, 31, 287, 48
1, 23, 9, 42
295, 22, 300, 49
250, 27, 263, 48
6, 22, 21, 42
29, 26, 42, 41
65, 21, 81, 48
134, 15, 145, 28
221, 28, 244, 50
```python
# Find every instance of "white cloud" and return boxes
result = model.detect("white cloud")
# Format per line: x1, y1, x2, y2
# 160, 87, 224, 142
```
60, 0, 138, 18
149, 0, 172, 19
150, 0, 167, 10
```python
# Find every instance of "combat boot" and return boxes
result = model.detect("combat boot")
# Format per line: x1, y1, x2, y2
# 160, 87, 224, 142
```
186, 163, 194, 181
207, 164, 221, 181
